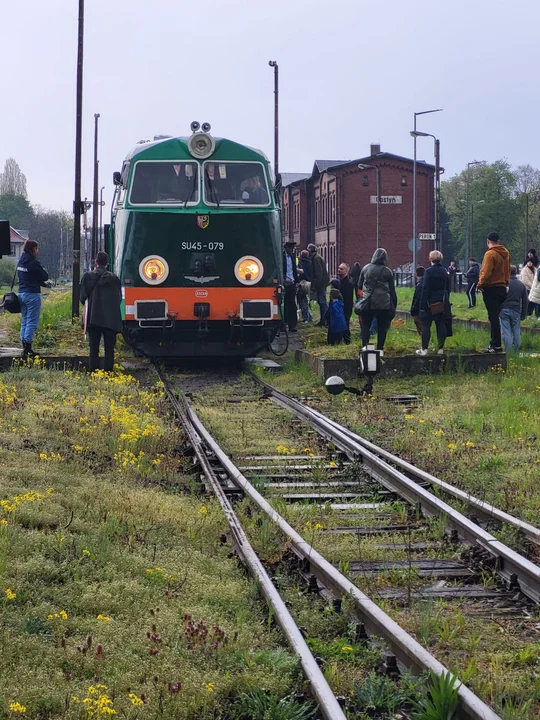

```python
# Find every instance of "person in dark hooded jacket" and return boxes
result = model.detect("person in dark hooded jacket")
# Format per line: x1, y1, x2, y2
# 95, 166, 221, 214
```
17, 239, 52, 358
356, 248, 397, 352
80, 251, 122, 371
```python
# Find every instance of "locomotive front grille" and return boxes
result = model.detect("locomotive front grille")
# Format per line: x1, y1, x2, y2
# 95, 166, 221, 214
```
135, 300, 168, 320
240, 300, 273, 320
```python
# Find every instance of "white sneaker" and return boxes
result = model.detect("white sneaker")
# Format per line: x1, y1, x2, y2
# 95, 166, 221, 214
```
378, 350, 384, 357
437, 349, 444, 355
416, 349, 428, 356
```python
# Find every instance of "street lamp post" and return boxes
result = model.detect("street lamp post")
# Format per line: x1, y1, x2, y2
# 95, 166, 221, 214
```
465, 161, 484, 266
411, 131, 441, 251
100, 186, 105, 252
412, 109, 442, 270
91, 113, 100, 264
71, 0, 85, 318
268, 61, 279, 180
358, 163, 381, 249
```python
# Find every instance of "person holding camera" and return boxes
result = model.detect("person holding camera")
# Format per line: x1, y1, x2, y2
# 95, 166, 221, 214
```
17, 239, 52, 358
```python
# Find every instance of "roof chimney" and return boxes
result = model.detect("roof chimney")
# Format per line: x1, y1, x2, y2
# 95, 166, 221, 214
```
370, 144, 381, 156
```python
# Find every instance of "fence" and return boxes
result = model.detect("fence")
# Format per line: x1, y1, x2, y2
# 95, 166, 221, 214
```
393, 272, 467, 292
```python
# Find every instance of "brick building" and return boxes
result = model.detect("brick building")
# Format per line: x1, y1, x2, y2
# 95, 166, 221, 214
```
282, 145, 435, 278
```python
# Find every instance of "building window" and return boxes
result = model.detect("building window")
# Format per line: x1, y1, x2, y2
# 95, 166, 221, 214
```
363, 176, 369, 186
401, 175, 407, 186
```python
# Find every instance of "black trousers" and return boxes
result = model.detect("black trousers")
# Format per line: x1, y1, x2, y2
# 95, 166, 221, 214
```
88, 326, 117, 372
466, 281, 477, 307
283, 283, 297, 331
360, 309, 392, 350
343, 310, 352, 344
420, 312, 447, 350
482, 286, 507, 349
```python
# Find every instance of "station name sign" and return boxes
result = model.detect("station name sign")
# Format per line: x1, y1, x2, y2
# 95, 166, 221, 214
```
370, 196, 402, 205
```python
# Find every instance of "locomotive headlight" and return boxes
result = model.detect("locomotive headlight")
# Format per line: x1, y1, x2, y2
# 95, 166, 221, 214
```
139, 255, 169, 285
188, 132, 215, 159
235, 256, 263, 285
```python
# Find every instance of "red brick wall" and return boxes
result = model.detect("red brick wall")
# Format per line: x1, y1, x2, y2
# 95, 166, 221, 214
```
337, 161, 434, 271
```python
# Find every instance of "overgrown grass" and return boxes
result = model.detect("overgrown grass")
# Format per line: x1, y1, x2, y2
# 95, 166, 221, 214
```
0, 367, 306, 718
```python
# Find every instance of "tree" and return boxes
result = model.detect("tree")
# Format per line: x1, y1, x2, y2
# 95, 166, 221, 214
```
0, 193, 34, 230
0, 158, 27, 197
29, 208, 63, 278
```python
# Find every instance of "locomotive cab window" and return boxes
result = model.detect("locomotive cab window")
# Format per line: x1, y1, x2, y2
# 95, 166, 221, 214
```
129, 161, 199, 205
203, 162, 270, 206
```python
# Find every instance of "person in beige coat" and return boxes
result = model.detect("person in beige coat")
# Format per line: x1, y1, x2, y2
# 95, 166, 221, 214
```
521, 260, 537, 316
528, 265, 540, 318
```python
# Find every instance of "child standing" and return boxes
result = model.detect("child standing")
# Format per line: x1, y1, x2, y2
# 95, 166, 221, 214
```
327, 288, 347, 345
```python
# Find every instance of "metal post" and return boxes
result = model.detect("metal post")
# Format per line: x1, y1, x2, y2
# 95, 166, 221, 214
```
412, 115, 417, 271
100, 186, 105, 252
471, 202, 474, 261
268, 61, 279, 179
434, 139, 440, 251
465, 165, 470, 267
525, 192, 529, 260
71, 0, 84, 319
376, 166, 381, 248
91, 113, 100, 264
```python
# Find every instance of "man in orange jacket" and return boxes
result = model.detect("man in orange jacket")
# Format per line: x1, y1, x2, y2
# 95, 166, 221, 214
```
477, 232, 511, 353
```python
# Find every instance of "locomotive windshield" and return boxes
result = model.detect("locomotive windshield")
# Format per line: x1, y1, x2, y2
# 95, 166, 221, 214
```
130, 161, 199, 205
203, 162, 270, 206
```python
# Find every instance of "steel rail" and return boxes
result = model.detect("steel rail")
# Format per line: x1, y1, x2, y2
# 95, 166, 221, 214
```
182, 395, 501, 720
157, 372, 348, 720
249, 371, 540, 546
255, 380, 540, 604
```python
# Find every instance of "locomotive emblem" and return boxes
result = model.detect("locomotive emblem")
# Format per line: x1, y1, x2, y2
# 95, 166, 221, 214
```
197, 215, 210, 229
195, 290, 209, 298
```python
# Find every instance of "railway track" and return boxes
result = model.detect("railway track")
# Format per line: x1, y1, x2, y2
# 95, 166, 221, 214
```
154, 366, 540, 719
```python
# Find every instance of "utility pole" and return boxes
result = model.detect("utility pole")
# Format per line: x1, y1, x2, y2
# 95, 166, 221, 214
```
434, 139, 441, 251
100, 186, 105, 252
268, 61, 279, 180
92, 113, 100, 264
71, 0, 84, 318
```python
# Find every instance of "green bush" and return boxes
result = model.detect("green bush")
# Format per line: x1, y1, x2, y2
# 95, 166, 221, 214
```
0, 257, 17, 285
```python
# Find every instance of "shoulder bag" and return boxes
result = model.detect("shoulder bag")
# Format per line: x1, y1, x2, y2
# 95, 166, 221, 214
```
1, 266, 21, 314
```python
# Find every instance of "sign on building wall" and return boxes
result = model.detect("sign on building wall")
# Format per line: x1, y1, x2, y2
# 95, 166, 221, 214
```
370, 196, 403, 204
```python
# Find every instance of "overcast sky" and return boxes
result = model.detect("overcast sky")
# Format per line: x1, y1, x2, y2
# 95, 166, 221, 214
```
2, 0, 540, 216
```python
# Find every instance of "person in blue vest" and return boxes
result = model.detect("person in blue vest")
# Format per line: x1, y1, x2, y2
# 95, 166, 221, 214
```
282, 241, 299, 332
17, 239, 52, 358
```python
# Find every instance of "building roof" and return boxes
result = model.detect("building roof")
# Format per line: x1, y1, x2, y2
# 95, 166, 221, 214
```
326, 152, 435, 173
10, 227, 27, 243
313, 159, 349, 174
280, 172, 311, 187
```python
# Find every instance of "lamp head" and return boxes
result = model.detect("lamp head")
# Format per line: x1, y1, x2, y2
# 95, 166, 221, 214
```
268, 60, 277, 67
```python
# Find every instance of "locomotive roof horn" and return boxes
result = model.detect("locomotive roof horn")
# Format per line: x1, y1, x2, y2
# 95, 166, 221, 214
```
190, 121, 201, 132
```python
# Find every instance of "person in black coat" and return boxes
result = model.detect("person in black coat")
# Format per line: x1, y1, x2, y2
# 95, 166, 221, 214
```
298, 250, 312, 281
465, 257, 480, 308
337, 262, 354, 344
410, 266, 425, 336
350, 262, 361, 293
282, 241, 299, 332
17, 239, 52, 358
80, 251, 123, 371
525, 248, 539, 268
416, 251, 451, 355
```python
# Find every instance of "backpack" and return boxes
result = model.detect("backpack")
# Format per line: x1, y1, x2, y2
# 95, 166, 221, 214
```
0, 267, 21, 313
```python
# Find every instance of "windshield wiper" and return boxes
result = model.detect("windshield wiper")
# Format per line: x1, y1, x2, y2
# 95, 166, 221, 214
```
183, 176, 197, 208
205, 167, 220, 208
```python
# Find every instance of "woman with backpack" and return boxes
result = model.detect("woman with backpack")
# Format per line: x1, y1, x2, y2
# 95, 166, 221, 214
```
355, 248, 397, 353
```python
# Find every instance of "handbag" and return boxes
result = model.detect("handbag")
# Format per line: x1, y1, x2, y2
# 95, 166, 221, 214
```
354, 294, 371, 315
1, 267, 21, 314
429, 301, 444, 315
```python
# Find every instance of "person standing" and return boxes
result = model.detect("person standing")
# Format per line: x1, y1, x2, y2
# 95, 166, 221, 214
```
520, 259, 537, 316
416, 251, 450, 356
326, 288, 347, 345
308, 243, 329, 326
298, 249, 312, 281
477, 232, 511, 353
525, 248, 539, 268
528, 264, 540, 319
337, 262, 354, 344
350, 262, 361, 293
80, 251, 123, 372
296, 269, 313, 323
447, 261, 457, 292
17, 240, 52, 358
465, 257, 480, 308
410, 266, 425, 336
356, 248, 397, 353
282, 241, 298, 332
499, 265, 528, 354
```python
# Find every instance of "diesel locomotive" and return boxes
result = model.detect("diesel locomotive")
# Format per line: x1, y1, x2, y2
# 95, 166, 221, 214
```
109, 123, 283, 357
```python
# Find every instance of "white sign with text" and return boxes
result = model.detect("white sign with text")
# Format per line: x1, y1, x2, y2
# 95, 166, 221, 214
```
370, 195, 402, 204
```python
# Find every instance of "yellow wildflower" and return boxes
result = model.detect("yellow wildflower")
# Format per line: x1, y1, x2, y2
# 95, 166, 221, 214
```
199, 506, 208, 516
341, 646, 354, 653
9, 702, 26, 713
206, 682, 214, 692
82, 549, 91, 556
97, 614, 111, 622
128, 693, 144, 706
5, 588, 16, 600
